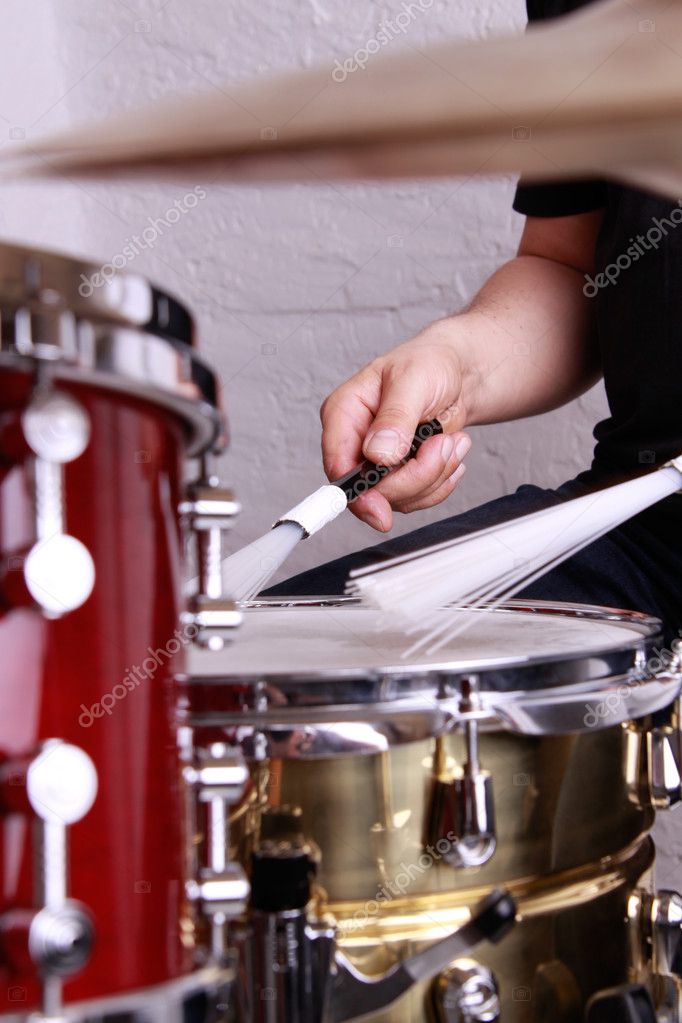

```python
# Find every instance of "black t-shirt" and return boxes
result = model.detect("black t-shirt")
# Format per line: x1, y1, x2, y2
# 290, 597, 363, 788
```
513, 0, 682, 473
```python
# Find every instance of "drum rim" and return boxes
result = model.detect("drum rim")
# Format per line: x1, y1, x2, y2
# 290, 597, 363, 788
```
186, 599, 679, 745
190, 597, 664, 684
0, 240, 195, 343
0, 323, 224, 455
0, 240, 224, 454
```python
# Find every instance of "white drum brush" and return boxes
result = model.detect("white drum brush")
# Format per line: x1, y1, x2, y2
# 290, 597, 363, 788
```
347, 456, 682, 654
223, 420, 443, 601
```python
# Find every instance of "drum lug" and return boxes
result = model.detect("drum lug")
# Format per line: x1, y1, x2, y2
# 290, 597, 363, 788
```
0, 740, 97, 1018
184, 743, 251, 963
425, 683, 497, 868
626, 702, 682, 810
181, 462, 241, 650
1, 386, 95, 618
649, 727, 682, 809
640, 889, 682, 1022
429, 959, 500, 1022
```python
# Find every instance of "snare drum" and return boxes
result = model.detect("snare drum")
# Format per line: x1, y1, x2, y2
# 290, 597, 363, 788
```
188, 598, 682, 1022
0, 243, 243, 1019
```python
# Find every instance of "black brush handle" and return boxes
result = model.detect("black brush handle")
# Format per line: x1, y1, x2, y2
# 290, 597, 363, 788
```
333, 419, 443, 504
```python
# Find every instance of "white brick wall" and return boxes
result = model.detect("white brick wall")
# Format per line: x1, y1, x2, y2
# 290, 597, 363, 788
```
5, 0, 676, 891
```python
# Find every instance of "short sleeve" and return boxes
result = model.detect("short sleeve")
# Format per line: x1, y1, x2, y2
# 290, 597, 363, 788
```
513, 179, 608, 217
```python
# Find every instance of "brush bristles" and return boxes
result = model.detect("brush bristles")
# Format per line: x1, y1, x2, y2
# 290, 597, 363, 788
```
347, 465, 682, 651
223, 522, 304, 602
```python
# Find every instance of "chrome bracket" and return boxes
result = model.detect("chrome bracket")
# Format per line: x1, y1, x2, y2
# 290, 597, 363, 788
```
184, 742, 250, 963
425, 678, 497, 868
181, 461, 241, 650
626, 698, 682, 811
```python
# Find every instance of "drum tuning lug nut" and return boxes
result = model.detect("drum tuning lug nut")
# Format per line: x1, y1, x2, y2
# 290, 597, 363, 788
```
430, 959, 500, 1023
185, 864, 251, 919
28, 901, 95, 977
648, 889, 682, 1021
22, 390, 90, 465
181, 472, 242, 650
649, 728, 682, 810
184, 742, 250, 803
0, 900, 94, 978
14, 388, 95, 618
0, 741, 96, 1018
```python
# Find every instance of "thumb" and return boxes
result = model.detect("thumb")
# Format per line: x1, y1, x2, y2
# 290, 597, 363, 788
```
363, 369, 432, 465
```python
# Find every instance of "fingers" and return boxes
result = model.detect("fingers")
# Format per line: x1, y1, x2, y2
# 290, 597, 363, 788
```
378, 431, 469, 504
319, 339, 468, 532
396, 462, 467, 514
349, 431, 471, 530
320, 369, 381, 482
347, 489, 394, 532
362, 361, 440, 465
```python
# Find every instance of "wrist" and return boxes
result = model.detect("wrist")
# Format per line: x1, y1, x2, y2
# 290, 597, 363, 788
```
417, 315, 484, 428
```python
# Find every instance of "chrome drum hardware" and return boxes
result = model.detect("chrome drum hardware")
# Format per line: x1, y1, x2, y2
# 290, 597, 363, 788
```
0, 740, 97, 1021
626, 700, 682, 811
633, 888, 682, 1023
231, 808, 516, 1023
430, 961, 500, 1023
22, 388, 95, 617
185, 743, 250, 964
424, 681, 496, 869
181, 463, 241, 651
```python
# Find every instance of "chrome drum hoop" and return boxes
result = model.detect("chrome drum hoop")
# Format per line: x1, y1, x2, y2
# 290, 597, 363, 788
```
186, 599, 681, 754
0, 241, 224, 455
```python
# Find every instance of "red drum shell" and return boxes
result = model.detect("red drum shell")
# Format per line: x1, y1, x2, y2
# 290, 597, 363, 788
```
0, 368, 192, 1009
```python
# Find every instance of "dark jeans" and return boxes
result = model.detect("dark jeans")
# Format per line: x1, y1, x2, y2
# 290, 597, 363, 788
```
265, 475, 682, 646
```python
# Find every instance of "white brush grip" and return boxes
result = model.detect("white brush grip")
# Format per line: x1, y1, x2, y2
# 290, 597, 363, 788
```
276, 484, 348, 537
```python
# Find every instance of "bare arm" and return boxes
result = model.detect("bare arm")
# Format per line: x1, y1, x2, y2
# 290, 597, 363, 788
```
320, 209, 604, 531
458, 210, 603, 425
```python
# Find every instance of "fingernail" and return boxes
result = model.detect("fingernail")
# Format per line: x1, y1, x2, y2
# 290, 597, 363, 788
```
365, 513, 386, 531
454, 435, 472, 461
449, 463, 466, 484
366, 429, 407, 462
441, 435, 456, 460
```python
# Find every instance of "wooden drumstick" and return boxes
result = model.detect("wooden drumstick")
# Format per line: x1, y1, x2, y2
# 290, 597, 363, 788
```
6, 0, 682, 197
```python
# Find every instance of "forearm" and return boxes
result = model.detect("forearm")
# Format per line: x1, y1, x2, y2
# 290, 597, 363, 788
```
427, 251, 600, 428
